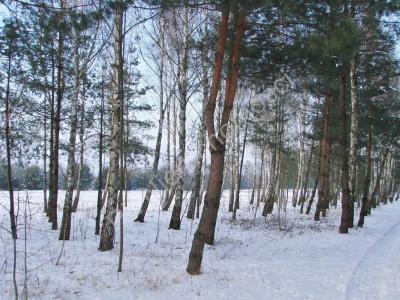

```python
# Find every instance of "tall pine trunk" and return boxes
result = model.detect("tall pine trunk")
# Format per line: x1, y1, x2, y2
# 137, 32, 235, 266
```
338, 74, 352, 234
314, 96, 332, 220
187, 10, 246, 275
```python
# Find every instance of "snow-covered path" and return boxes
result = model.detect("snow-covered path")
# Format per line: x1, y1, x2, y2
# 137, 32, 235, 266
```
1, 191, 400, 299
345, 204, 400, 300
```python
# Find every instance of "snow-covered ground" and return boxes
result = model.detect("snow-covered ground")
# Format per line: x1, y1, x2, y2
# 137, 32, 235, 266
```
1, 190, 399, 299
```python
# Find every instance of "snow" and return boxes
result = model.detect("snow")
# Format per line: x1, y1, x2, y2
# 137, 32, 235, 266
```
1, 190, 400, 299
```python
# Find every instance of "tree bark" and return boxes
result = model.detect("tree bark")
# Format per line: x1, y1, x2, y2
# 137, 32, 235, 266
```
249, 149, 257, 205
228, 118, 236, 212
135, 15, 165, 223
43, 93, 48, 214
233, 104, 249, 220
187, 9, 246, 275
292, 103, 305, 207
47, 41, 55, 220
338, 74, 352, 234
99, 5, 123, 251
349, 58, 358, 206
49, 1, 66, 230
187, 88, 207, 219
368, 149, 388, 212
169, 7, 190, 230
358, 114, 372, 227
59, 22, 80, 240
163, 84, 177, 211
188, 13, 209, 219
95, 76, 105, 235
299, 135, 315, 214
72, 93, 85, 213
5, 51, 17, 239
314, 96, 332, 221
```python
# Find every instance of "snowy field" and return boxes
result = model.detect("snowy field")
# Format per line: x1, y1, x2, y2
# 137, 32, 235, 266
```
1, 190, 400, 299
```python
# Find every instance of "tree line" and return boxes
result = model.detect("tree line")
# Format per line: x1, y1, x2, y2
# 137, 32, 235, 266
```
0, 0, 399, 278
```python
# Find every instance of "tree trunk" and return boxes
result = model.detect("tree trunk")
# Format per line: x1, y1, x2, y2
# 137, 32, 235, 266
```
117, 45, 125, 271
292, 104, 305, 207
72, 93, 85, 213
256, 146, 265, 208
299, 136, 315, 214
99, 5, 123, 251
233, 103, 250, 220
169, 7, 190, 230
187, 10, 246, 275
349, 58, 358, 206
135, 16, 165, 222
95, 76, 105, 235
249, 149, 257, 205
263, 144, 277, 216
228, 118, 236, 212
163, 86, 177, 211
164, 83, 171, 207
321, 141, 332, 217
368, 149, 389, 212
49, 2, 66, 230
5, 52, 17, 239
59, 23, 80, 240
306, 142, 322, 215
188, 13, 209, 220
314, 96, 332, 221
338, 74, 352, 234
358, 114, 372, 227
43, 94, 48, 214
48, 41, 55, 220
197, 146, 207, 219
187, 104, 207, 219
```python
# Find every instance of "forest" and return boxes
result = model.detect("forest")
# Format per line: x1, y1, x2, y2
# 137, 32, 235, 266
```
0, 0, 399, 299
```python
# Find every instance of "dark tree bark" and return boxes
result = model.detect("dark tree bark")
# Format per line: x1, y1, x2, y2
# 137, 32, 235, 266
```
358, 114, 372, 227
49, 2, 66, 230
338, 74, 352, 234
48, 42, 55, 220
95, 77, 105, 235
187, 9, 246, 275
299, 136, 315, 214
321, 141, 332, 217
305, 146, 321, 215
314, 96, 332, 221
43, 94, 48, 214
5, 51, 17, 240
